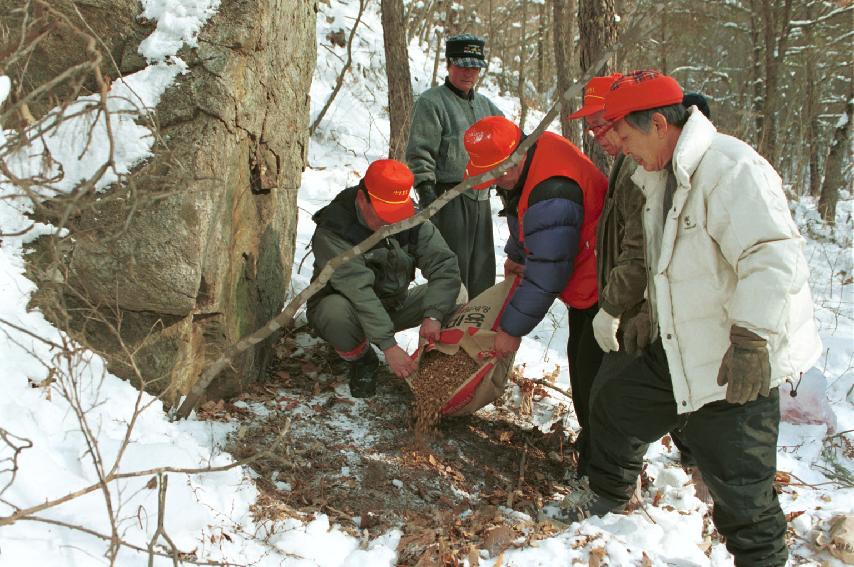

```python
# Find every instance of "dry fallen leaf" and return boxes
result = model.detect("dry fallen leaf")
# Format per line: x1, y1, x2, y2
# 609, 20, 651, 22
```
785, 510, 805, 522
774, 471, 792, 484
483, 525, 514, 558
588, 546, 607, 567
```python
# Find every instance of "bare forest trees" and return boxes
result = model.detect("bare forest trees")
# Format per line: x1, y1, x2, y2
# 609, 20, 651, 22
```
397, 0, 850, 200
382, 0, 414, 160
757, 0, 793, 169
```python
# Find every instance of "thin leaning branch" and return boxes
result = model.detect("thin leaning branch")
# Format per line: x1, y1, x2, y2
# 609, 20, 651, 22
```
172, 5, 664, 421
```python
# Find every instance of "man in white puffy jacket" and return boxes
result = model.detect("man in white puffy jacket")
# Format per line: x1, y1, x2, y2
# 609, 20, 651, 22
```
569, 71, 821, 567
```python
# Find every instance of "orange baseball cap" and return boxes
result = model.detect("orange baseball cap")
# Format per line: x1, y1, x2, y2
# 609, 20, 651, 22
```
363, 159, 415, 224
568, 73, 623, 120
603, 70, 684, 122
463, 116, 523, 190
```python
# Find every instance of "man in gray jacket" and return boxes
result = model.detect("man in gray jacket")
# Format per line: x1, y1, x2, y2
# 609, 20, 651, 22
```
571, 71, 821, 567
405, 34, 503, 298
307, 160, 462, 398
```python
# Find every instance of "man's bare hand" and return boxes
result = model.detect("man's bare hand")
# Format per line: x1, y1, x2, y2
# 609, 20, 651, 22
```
504, 258, 525, 278
493, 329, 522, 358
383, 345, 417, 379
419, 318, 441, 343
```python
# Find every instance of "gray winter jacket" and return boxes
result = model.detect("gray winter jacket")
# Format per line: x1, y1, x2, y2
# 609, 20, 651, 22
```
405, 79, 503, 201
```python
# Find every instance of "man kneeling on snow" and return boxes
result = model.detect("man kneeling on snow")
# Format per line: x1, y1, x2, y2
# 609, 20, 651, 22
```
307, 159, 462, 398
575, 70, 821, 567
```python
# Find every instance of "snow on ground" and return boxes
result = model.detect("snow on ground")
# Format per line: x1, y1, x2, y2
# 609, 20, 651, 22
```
0, 0, 851, 565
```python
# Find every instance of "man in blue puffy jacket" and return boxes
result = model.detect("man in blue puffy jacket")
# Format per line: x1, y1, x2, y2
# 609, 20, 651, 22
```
463, 116, 608, 465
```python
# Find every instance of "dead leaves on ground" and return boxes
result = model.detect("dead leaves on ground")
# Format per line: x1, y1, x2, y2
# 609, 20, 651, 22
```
398, 506, 565, 567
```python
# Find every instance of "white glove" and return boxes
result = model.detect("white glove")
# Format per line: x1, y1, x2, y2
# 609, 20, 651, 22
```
592, 308, 621, 353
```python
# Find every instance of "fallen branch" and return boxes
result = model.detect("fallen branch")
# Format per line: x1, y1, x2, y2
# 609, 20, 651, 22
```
527, 378, 572, 400
19, 515, 239, 566
0, 420, 291, 527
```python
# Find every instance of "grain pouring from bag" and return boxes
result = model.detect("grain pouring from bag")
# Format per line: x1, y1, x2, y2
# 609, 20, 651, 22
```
406, 279, 519, 442
410, 350, 480, 440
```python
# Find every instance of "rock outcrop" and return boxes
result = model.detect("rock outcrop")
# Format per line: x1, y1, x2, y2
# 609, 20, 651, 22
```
21, 0, 316, 402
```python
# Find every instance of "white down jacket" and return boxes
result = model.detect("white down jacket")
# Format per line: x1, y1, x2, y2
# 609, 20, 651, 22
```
632, 109, 822, 414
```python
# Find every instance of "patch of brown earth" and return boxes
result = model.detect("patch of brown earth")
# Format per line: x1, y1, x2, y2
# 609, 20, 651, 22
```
221, 331, 577, 565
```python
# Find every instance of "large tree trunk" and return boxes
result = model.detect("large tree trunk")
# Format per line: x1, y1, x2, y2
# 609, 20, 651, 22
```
578, 0, 616, 173
552, 0, 578, 142
818, 79, 852, 222
430, 30, 443, 87
381, 0, 414, 160
537, 2, 547, 96
803, 4, 821, 197
518, 0, 529, 130
758, 0, 792, 168
749, 0, 764, 147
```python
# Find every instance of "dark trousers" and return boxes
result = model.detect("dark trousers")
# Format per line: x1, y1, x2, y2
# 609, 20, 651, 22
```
307, 285, 432, 354
588, 339, 787, 567
567, 304, 605, 474
431, 193, 495, 299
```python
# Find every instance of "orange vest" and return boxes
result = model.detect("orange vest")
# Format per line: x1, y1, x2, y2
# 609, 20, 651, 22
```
517, 132, 607, 309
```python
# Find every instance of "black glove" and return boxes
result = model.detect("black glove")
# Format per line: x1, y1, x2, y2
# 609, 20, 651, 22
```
415, 183, 437, 208
716, 325, 771, 404
621, 303, 651, 355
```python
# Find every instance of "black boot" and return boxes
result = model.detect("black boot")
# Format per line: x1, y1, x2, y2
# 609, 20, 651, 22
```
347, 348, 378, 398
559, 477, 627, 523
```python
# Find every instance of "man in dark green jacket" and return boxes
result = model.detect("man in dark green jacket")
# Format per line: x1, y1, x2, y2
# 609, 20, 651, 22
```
307, 160, 462, 398
405, 34, 503, 299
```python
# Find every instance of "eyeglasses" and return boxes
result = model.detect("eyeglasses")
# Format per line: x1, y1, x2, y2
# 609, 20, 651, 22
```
586, 121, 614, 140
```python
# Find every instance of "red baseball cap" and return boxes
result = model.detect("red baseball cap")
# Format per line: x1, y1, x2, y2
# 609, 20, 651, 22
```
568, 73, 623, 120
603, 70, 684, 122
363, 159, 415, 224
463, 116, 523, 190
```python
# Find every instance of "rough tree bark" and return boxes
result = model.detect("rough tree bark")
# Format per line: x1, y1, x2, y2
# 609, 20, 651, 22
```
553, 0, 577, 142
578, 0, 616, 173
817, 79, 852, 222
758, 0, 793, 168
381, 0, 414, 160
431, 30, 443, 87
518, 0, 529, 130
537, 2, 547, 95
803, 4, 821, 197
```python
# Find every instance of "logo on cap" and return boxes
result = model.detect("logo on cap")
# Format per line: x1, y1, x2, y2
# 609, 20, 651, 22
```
363, 159, 415, 224
462, 116, 523, 190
